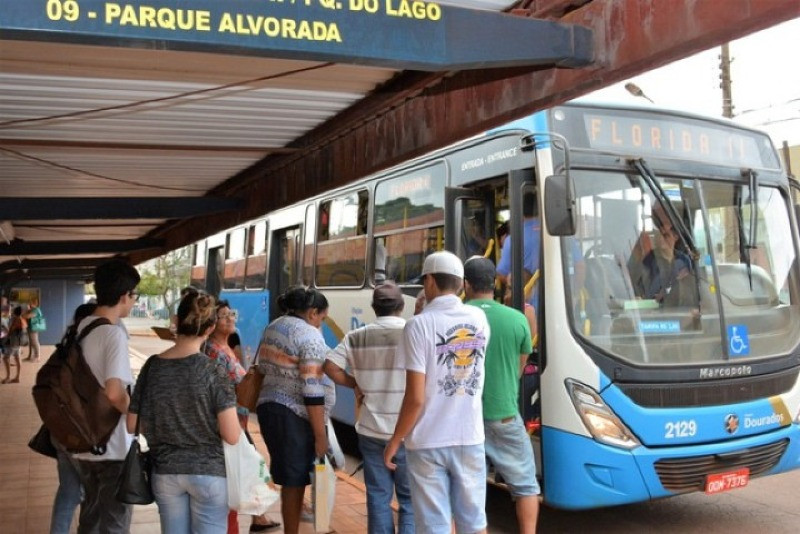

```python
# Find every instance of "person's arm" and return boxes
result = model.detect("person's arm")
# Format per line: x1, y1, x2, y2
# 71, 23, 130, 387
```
106, 377, 130, 414
384, 370, 425, 470
301, 337, 331, 457
496, 237, 512, 285
518, 311, 534, 376
324, 339, 357, 388
519, 353, 530, 377
126, 412, 138, 434
307, 404, 328, 457
324, 360, 356, 388
218, 406, 241, 445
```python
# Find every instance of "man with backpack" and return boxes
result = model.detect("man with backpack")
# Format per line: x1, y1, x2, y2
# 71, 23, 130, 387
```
73, 260, 141, 534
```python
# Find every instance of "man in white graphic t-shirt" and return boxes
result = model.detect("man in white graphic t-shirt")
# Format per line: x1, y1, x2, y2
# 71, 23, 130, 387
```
385, 251, 490, 534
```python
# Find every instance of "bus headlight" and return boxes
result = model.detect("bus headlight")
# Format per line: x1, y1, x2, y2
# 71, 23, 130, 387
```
566, 379, 641, 450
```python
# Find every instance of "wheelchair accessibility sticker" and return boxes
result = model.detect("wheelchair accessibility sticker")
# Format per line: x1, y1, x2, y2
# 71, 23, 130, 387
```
727, 325, 750, 357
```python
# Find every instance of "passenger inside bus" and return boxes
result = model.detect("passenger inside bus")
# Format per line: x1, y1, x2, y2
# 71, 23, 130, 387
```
496, 192, 541, 308
628, 204, 697, 307
464, 211, 490, 258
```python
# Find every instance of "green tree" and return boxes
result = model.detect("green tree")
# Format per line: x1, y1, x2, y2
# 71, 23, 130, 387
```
137, 247, 192, 314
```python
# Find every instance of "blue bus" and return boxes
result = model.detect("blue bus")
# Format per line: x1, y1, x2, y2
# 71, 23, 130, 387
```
190, 102, 800, 509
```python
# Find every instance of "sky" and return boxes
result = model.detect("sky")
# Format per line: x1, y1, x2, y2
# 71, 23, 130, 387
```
586, 17, 800, 147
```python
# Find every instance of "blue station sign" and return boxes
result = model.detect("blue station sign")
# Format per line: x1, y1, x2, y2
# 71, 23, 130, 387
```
0, 0, 592, 71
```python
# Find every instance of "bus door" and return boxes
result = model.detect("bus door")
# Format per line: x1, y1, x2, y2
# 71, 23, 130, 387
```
268, 225, 302, 322
506, 169, 542, 433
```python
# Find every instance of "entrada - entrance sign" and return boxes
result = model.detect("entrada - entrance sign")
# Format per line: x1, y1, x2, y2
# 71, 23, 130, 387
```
0, 0, 593, 70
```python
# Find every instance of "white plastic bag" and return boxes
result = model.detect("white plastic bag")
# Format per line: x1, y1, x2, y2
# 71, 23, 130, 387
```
327, 420, 345, 471
312, 455, 336, 533
223, 430, 279, 515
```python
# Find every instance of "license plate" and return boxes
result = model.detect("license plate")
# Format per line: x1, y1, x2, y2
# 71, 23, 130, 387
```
704, 468, 750, 494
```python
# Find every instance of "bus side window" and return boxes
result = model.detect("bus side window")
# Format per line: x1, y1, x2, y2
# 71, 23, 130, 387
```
316, 192, 367, 287
223, 227, 246, 290
245, 220, 268, 289
373, 165, 446, 285
190, 241, 207, 289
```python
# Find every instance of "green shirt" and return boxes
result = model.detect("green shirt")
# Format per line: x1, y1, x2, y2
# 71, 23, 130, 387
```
467, 299, 532, 420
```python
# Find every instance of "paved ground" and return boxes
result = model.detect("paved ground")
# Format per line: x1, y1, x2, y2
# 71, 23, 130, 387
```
0, 341, 373, 534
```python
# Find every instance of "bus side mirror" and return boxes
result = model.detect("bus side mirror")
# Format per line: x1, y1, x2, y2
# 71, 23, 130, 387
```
544, 174, 576, 236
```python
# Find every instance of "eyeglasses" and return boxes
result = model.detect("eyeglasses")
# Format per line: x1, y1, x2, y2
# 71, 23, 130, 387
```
128, 290, 140, 302
217, 310, 238, 321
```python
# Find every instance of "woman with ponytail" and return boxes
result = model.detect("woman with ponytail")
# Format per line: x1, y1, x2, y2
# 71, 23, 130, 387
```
128, 291, 241, 533
255, 286, 330, 534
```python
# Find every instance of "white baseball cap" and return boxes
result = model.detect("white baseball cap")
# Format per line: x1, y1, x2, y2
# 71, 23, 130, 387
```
421, 251, 464, 279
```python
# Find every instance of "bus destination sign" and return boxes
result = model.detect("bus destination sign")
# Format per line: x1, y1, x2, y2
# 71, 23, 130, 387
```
0, 0, 593, 71
577, 112, 780, 170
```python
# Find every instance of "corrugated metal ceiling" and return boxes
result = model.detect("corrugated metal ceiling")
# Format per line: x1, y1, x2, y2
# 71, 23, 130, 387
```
0, 0, 517, 279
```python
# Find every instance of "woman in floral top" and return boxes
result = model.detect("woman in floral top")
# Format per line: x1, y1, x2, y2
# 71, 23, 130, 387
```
204, 300, 280, 533
204, 301, 246, 393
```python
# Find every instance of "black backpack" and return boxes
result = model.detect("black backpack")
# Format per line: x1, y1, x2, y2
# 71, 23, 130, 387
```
32, 318, 121, 455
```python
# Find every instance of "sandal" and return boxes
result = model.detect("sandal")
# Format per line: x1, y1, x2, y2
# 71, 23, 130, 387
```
1, 378, 9, 384
250, 519, 281, 532
9, 378, 19, 383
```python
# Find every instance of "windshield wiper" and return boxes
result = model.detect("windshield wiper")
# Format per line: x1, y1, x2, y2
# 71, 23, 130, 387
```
736, 169, 759, 291
745, 169, 759, 254
630, 158, 697, 256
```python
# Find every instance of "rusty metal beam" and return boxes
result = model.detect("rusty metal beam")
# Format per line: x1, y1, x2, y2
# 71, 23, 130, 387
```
131, 0, 800, 262
0, 138, 294, 154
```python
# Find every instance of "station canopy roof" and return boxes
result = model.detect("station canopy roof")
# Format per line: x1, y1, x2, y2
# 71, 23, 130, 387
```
0, 0, 797, 284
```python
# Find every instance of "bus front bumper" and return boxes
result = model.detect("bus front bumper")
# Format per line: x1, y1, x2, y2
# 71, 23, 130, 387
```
541, 423, 800, 510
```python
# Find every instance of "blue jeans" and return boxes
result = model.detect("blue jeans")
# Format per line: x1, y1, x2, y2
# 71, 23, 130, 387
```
50, 448, 83, 534
153, 473, 228, 534
358, 434, 414, 534
406, 444, 487, 534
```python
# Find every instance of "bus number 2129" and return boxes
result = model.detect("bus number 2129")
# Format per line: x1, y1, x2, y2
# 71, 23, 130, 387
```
664, 420, 697, 439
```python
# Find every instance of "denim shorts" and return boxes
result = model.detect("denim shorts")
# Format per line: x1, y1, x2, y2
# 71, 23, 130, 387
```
406, 444, 487, 534
257, 402, 315, 487
484, 413, 540, 497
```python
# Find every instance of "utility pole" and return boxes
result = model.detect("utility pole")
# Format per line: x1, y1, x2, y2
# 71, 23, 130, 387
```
719, 43, 734, 118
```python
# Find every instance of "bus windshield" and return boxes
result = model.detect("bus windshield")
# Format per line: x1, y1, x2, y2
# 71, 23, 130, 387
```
565, 168, 800, 365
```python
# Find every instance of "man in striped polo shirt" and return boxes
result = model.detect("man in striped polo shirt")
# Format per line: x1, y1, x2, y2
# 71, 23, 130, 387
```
324, 282, 414, 534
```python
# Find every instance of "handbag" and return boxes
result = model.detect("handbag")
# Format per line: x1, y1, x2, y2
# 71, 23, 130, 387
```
235, 365, 265, 412
28, 424, 58, 459
30, 315, 46, 333
224, 429, 278, 515
116, 358, 155, 505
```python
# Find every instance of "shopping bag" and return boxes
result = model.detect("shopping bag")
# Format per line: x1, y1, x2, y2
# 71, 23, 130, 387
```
235, 366, 265, 412
326, 420, 344, 471
224, 430, 279, 515
116, 436, 154, 505
311, 455, 336, 533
